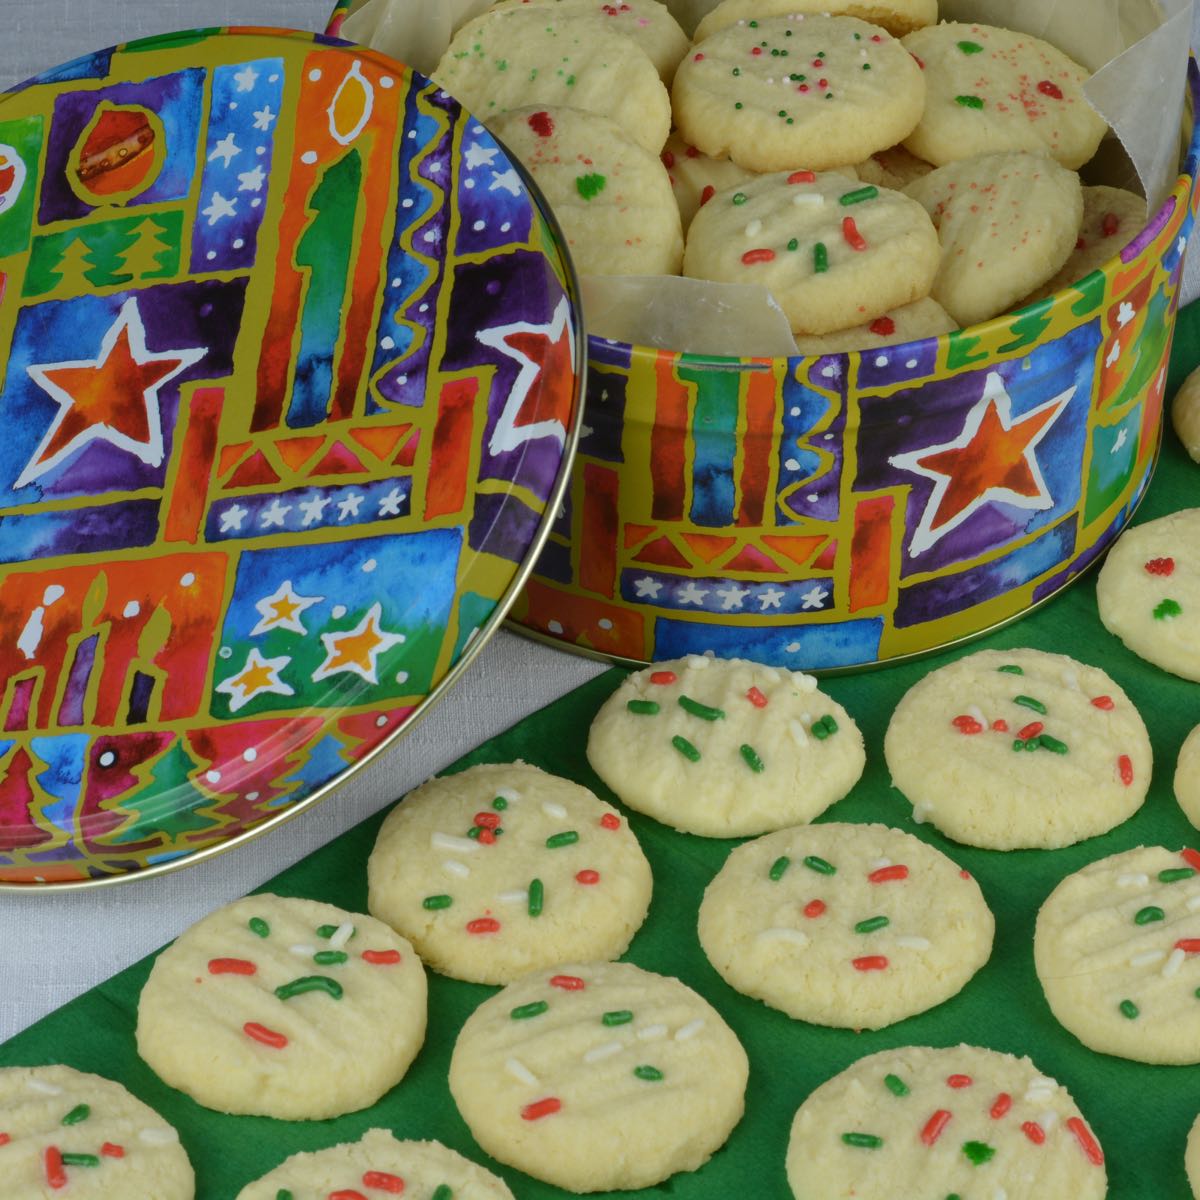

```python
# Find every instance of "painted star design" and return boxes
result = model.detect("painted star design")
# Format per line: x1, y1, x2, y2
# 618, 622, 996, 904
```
1117, 301, 1136, 328
253, 104, 276, 131
1105, 340, 1122, 367
758, 588, 785, 611
677, 581, 709, 606
216, 648, 294, 713
202, 191, 237, 225
1112, 428, 1128, 455
889, 371, 1073, 557
18, 298, 205, 488
477, 295, 575, 456
299, 494, 330, 526
237, 164, 266, 193
250, 580, 323, 637
378, 486, 406, 516
219, 503, 249, 533
716, 584, 750, 611
800, 585, 829, 610
633, 576, 662, 600
233, 64, 260, 92
260, 498, 291, 529
312, 602, 406, 685
208, 132, 241, 167
337, 492, 364, 520
489, 168, 523, 196
464, 141, 499, 169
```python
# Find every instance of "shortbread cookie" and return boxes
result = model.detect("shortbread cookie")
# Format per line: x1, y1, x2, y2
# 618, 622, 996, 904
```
694, 0, 937, 41
1188, 1111, 1200, 1199
489, 107, 683, 276
235, 1129, 514, 1200
699, 822, 993, 1029
905, 152, 1083, 326
1175, 366, 1200, 462
137, 894, 426, 1120
794, 296, 956, 353
1097, 508, 1200, 681
1027, 185, 1147, 301
901, 22, 1108, 169
884, 648, 1151, 849
786, 1045, 1107, 1200
1178, 726, 1200, 831
368, 762, 651, 984
448, 961, 748, 1191
855, 143, 933, 191
661, 131, 759, 231
684, 172, 939, 335
0, 1066, 193, 1200
1035, 846, 1200, 1064
488, 0, 689, 83
587, 655, 866, 837
672, 16, 926, 172
435, 8, 671, 153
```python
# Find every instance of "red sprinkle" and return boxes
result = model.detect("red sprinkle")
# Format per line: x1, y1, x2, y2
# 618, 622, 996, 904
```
1091, 695, 1115, 710
921, 1110, 952, 1145
550, 974, 586, 990
842, 217, 868, 251
527, 111, 554, 138
600, 814, 621, 830
685, 144, 699, 158
474, 811, 502, 829
1118, 755, 1134, 786
869, 317, 896, 336
693, 52, 705, 61
576, 869, 600, 884
363, 1171, 406, 1193
467, 918, 501, 934
1175, 939, 1200, 953
208, 957, 257, 976
742, 248, 776, 265
699, 184, 715, 206
476, 827, 497, 845
787, 170, 816, 184
992, 719, 1009, 732
912, 52, 925, 68
852, 955, 889, 971
244, 1022, 288, 1049
661, 149, 675, 168
746, 687, 768, 708
522, 1097, 563, 1121
1102, 212, 1120, 237
947, 1074, 973, 1089
0, 1133, 9, 1147
1018, 722, 1045, 741
868, 865, 909, 883
990, 1093, 1012, 1119
362, 949, 402, 965
329, 1192, 368, 1200
1145, 557, 1176, 576
100, 1143, 124, 1158
650, 671, 677, 685
804, 899, 827, 918
751, 46, 763, 55
1022, 1120, 1046, 1145
1181, 849, 1200, 873
952, 715, 983, 735
871, 34, 883, 42
45, 1147, 66, 1190
960, 869, 972, 879
1037, 79, 1064, 99
1067, 1117, 1104, 1165
812, 57, 824, 66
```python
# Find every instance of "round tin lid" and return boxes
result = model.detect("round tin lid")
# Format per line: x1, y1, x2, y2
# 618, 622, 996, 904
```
0, 27, 586, 887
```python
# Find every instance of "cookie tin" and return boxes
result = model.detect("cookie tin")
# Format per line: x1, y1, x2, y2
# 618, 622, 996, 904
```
0, 27, 586, 887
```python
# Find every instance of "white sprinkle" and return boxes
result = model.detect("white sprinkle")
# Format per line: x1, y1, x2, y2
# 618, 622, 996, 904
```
139, 1127, 179, 1145
432, 832, 481, 854
757, 928, 810, 948
290, 943, 317, 958
26, 1079, 62, 1095
541, 801, 568, 820
330, 922, 355, 950
506, 1058, 539, 1085
584, 1041, 625, 1063
793, 192, 824, 207
675, 1019, 706, 1042
1024, 1077, 1057, 1104
498, 889, 529, 904
1062, 669, 1080, 690
687, 655, 709, 669
637, 1023, 668, 1041
789, 719, 809, 747
895, 936, 932, 950
744, 219, 763, 238
442, 860, 470, 878
1131, 949, 1166, 968
1163, 948, 1186, 978
1186, 894, 1200, 912
760, 668, 781, 683
496, 787, 521, 803
1039, 1111, 1058, 1132
966, 705, 986, 725
1117, 873, 1149, 887
869, 857, 892, 871
911, 804, 931, 825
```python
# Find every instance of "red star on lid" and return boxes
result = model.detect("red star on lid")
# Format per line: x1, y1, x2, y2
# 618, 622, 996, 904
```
17, 297, 206, 489
889, 371, 1073, 556
476, 295, 577, 456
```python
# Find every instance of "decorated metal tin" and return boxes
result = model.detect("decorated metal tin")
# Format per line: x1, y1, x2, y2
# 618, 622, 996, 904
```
0, 28, 586, 887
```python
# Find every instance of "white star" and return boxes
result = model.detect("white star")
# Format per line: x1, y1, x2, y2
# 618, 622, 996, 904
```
220, 503, 249, 533
633, 576, 662, 600
298, 494, 330, 526
677, 581, 709, 606
233, 64, 260, 92
313, 602, 406, 685
253, 104, 276, 131
250, 580, 323, 637
464, 141, 499, 169
489, 168, 523, 196
1117, 301, 1136, 328
215, 647, 294, 713
1112, 428, 1128, 454
208, 132, 240, 167
237, 164, 266, 193
378, 486, 406, 516
759, 588, 785, 611
259, 497, 291, 528
1105, 339, 1122, 367
337, 492, 364, 520
800, 585, 829, 610
202, 191, 237, 225
715, 584, 750, 611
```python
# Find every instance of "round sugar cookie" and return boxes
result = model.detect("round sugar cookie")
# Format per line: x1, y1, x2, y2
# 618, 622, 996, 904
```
660, 131, 758, 232
587, 655, 866, 837
698, 822, 994, 1029
368, 761, 652, 984
136, 894, 426, 1120
448, 960, 748, 1191
854, 143, 933, 191
0, 1065, 193, 1200
684, 172, 939, 335
694, 0, 937, 42
1175, 366, 1200, 462
1188, 1111, 1200, 1198
671, 16, 926, 173
901, 22, 1108, 169
1096, 508, 1200, 681
793, 296, 956, 354
904, 151, 1083, 326
488, 106, 683, 276
884, 648, 1151, 850
1034, 846, 1200, 1064
786, 1045, 1108, 1200
1178, 726, 1200, 831
235, 1129, 514, 1200
434, 8, 671, 153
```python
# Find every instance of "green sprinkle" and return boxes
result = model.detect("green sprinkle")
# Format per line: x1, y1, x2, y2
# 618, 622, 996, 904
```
423, 894, 453, 910
249, 917, 270, 938
732, 67, 741, 75
313, 950, 349, 965
1119, 999, 1140, 1020
60, 1154, 100, 1168
998, 665, 1024, 675
575, 172, 607, 201
734, 101, 743, 109
316, 924, 354, 939
1014, 695, 1048, 714
497, 59, 508, 71
467, 825, 482, 839
1038, 734, 1069, 755
627, 700, 660, 715
566, 74, 575, 86
275, 975, 343, 1002
528, 878, 544, 917
787, 238, 799, 251
511, 1000, 550, 1020
790, 73, 807, 82
956, 94, 985, 109
603, 1010, 634, 1026
804, 855, 836, 876
741, 744, 765, 773
679, 695, 725, 721
732, 192, 748, 205
277, 1191, 294, 1200
884, 1073, 909, 1097
812, 715, 839, 740
962, 1141, 996, 1166
748, 17, 757, 24
1160, 868, 1195, 883
778, 109, 788, 118
855, 916, 890, 934
546, 831, 580, 849
862, 62, 871, 69
672, 735, 701, 762
1012, 738, 1037, 752
947, 1195, 962, 1200
958, 40, 985, 53
1135, 906, 1165, 925
1155, 599, 1183, 620
492, 796, 508, 810
634, 1065, 664, 1081
432, 1188, 454, 1200
841, 1133, 884, 1149
839, 186, 879, 207
61, 1104, 90, 1125
814, 242, 828, 273
769, 856, 791, 882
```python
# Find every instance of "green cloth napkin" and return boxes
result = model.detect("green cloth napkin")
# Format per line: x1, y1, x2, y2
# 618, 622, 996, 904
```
5, 308, 1200, 1199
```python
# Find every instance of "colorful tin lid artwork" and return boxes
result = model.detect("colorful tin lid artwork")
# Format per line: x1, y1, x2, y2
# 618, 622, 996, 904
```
0, 28, 585, 886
